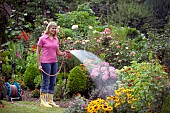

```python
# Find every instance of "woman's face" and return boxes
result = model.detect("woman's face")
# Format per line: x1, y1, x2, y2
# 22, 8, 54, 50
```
49, 25, 58, 35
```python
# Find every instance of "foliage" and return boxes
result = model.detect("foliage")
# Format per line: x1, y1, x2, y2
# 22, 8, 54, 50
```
56, 4, 101, 40
66, 66, 87, 97
84, 26, 150, 69
63, 94, 89, 113
54, 72, 69, 99
117, 60, 169, 112
23, 63, 40, 90
147, 23, 170, 75
31, 89, 40, 98
161, 93, 170, 113
107, 87, 137, 113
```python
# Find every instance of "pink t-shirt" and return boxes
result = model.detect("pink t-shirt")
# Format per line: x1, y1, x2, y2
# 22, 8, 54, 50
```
37, 34, 59, 63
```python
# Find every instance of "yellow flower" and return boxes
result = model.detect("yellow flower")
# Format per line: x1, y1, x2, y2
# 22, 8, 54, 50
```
132, 98, 137, 101
128, 100, 131, 104
131, 106, 135, 109
115, 103, 120, 107
115, 90, 121, 96
127, 93, 132, 98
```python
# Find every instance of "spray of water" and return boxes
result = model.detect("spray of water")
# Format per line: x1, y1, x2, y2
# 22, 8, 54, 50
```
70, 50, 118, 99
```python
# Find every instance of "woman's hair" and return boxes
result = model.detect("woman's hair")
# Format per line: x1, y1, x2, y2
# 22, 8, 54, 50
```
44, 21, 57, 35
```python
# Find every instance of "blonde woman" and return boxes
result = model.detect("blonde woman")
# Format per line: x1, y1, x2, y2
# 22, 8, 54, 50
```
36, 21, 66, 107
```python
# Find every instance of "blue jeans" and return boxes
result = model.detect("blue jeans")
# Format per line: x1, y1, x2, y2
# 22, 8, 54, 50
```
40, 62, 58, 94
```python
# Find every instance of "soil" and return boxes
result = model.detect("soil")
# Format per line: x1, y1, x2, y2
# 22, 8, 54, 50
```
19, 90, 73, 108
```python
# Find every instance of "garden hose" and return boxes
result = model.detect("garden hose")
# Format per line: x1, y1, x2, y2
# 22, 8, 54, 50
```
40, 56, 65, 76
4, 82, 22, 103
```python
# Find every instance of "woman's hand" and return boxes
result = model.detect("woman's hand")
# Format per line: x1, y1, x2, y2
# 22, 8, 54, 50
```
38, 65, 42, 70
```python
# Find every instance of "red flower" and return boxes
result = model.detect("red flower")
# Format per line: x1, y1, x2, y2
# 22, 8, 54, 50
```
130, 80, 134, 82
21, 31, 28, 41
128, 84, 132, 87
138, 76, 141, 78
16, 35, 21, 39
156, 76, 160, 80
1, 104, 4, 108
66, 51, 71, 58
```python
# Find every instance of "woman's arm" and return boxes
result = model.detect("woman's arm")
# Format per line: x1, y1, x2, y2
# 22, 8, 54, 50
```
56, 47, 66, 56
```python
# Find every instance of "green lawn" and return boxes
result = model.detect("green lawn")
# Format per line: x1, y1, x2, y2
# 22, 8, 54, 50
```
0, 100, 65, 113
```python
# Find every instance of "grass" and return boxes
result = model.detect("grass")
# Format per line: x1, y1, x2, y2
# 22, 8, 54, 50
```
0, 100, 66, 113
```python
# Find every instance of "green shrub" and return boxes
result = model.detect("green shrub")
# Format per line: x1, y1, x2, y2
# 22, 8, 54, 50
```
66, 66, 87, 97
34, 74, 41, 89
31, 89, 40, 98
23, 63, 40, 90
117, 60, 169, 112
54, 72, 69, 99
161, 93, 170, 113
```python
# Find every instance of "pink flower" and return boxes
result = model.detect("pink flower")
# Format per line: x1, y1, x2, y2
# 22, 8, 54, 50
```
117, 45, 121, 48
100, 28, 111, 35
16, 51, 21, 59
101, 62, 109, 66
90, 70, 99, 78
107, 35, 111, 39
97, 39, 101, 43
109, 67, 115, 72
104, 28, 111, 34
101, 67, 107, 72
130, 51, 136, 56
115, 41, 119, 44
72, 41, 77, 46
110, 73, 116, 79
16, 35, 21, 39
81, 104, 85, 109
102, 74, 109, 80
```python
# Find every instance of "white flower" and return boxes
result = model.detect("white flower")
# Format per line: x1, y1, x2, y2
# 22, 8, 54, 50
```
82, 42, 85, 45
67, 37, 72, 40
125, 47, 129, 49
71, 25, 78, 29
116, 52, 119, 55
89, 26, 93, 29
57, 26, 60, 29
84, 40, 90, 43
93, 30, 98, 34
43, 21, 48, 25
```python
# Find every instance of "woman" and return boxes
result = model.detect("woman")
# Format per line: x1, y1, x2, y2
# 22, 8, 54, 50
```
36, 21, 66, 107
